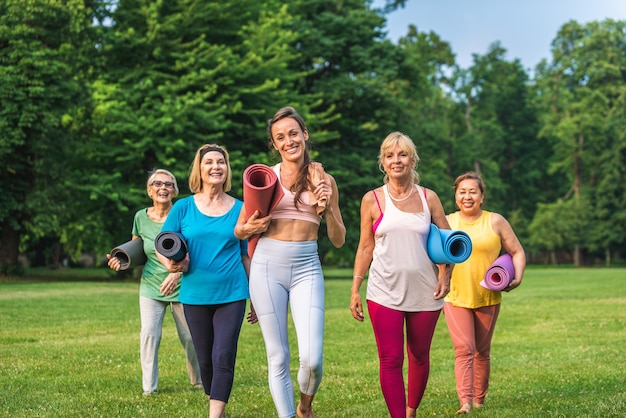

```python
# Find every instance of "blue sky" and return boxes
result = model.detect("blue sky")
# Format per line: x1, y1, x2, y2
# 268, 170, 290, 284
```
373, 0, 626, 71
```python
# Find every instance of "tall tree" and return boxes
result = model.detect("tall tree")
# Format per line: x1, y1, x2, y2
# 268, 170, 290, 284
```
450, 43, 551, 237
532, 19, 626, 265
0, 0, 101, 273
89, 0, 318, 255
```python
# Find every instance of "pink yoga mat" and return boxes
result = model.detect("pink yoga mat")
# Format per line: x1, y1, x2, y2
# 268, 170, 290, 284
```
243, 164, 284, 257
480, 253, 515, 291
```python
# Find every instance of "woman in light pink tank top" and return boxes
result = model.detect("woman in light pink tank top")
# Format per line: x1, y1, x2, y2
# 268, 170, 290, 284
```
350, 132, 453, 418
235, 106, 346, 418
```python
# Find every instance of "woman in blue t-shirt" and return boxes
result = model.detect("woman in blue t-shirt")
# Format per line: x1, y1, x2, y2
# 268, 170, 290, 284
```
106, 169, 202, 396
157, 144, 254, 418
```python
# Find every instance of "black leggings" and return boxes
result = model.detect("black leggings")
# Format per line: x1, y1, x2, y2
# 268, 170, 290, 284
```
183, 300, 246, 401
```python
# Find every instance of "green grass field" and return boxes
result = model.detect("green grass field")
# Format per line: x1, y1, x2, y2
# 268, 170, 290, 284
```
0, 267, 624, 417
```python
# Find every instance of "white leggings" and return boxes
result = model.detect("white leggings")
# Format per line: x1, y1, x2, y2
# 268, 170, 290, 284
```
249, 237, 325, 418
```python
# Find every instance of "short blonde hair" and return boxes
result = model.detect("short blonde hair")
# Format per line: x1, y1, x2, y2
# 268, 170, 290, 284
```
146, 169, 179, 197
377, 131, 420, 184
188, 144, 232, 193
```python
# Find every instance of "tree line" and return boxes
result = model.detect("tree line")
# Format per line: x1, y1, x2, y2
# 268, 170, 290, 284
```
1, 0, 625, 275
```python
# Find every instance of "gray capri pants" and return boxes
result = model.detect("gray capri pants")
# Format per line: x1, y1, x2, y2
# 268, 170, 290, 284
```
249, 237, 325, 418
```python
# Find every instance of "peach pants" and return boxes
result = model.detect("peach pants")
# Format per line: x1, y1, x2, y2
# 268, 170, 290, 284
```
443, 302, 500, 406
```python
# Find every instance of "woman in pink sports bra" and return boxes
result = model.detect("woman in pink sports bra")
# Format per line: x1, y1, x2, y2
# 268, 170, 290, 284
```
235, 106, 346, 418
350, 132, 452, 418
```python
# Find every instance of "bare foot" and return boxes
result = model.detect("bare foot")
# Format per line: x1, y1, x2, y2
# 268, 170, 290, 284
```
296, 402, 316, 418
455, 403, 471, 415
473, 401, 483, 409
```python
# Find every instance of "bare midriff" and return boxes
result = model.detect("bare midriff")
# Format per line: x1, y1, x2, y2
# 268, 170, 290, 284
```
263, 218, 319, 242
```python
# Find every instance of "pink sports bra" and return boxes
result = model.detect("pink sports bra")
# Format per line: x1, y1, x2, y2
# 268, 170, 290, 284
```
270, 164, 322, 225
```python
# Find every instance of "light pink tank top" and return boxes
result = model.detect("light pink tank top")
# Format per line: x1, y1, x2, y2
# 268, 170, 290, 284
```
366, 184, 442, 311
270, 163, 321, 225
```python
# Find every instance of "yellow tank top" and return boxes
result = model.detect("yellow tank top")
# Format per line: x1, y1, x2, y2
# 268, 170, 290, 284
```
445, 211, 502, 308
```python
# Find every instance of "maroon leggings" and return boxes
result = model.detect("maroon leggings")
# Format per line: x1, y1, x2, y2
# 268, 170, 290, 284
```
367, 300, 441, 417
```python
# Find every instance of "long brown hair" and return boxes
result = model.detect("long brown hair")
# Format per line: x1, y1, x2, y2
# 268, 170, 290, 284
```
267, 106, 313, 209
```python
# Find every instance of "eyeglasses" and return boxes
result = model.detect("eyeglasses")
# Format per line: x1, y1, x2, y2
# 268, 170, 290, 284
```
151, 181, 175, 189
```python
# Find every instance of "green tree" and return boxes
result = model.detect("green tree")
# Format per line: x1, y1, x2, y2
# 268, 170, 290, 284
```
89, 0, 318, 256
451, 43, 552, 226
532, 19, 626, 265
0, 0, 101, 273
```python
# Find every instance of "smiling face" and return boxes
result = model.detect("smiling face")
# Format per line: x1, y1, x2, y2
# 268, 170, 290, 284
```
270, 117, 309, 164
381, 142, 416, 181
148, 172, 176, 204
455, 178, 484, 216
200, 150, 228, 189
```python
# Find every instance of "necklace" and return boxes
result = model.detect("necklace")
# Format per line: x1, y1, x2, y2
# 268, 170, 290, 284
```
388, 185, 414, 202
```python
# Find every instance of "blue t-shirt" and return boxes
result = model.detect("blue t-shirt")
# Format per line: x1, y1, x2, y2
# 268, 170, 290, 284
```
161, 195, 249, 305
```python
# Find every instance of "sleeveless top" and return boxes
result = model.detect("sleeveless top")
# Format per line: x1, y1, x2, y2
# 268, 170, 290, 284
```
445, 211, 502, 308
366, 184, 442, 312
270, 163, 322, 225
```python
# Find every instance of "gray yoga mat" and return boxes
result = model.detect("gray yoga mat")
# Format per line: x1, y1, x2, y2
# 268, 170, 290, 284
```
155, 231, 188, 262
110, 238, 147, 270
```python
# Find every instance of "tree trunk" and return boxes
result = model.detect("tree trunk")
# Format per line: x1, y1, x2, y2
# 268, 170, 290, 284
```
0, 220, 21, 268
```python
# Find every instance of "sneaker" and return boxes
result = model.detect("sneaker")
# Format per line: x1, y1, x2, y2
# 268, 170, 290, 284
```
142, 390, 158, 396
193, 383, 204, 390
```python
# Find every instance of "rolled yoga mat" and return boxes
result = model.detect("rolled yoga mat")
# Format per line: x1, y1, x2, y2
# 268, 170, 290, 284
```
427, 223, 473, 264
110, 238, 147, 270
480, 253, 515, 291
155, 231, 188, 262
243, 164, 285, 257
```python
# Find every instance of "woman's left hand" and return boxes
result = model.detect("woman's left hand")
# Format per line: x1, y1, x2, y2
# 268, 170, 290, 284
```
433, 279, 450, 300
313, 177, 332, 207
247, 303, 258, 324
160, 273, 181, 296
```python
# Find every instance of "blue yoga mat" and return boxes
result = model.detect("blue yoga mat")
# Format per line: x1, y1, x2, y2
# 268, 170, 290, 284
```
155, 232, 188, 262
427, 224, 472, 264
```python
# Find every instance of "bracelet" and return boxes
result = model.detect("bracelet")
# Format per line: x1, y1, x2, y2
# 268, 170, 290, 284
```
353, 275, 364, 279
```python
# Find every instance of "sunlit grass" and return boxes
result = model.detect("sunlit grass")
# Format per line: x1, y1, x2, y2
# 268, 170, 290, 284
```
0, 268, 624, 417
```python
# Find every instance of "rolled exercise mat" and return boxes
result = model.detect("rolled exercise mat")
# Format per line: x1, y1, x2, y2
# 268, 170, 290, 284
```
480, 253, 515, 291
155, 231, 188, 262
427, 223, 473, 264
110, 238, 147, 270
243, 164, 285, 257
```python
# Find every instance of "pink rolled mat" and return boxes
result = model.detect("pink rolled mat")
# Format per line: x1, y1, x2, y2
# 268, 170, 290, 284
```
243, 164, 285, 257
480, 253, 515, 291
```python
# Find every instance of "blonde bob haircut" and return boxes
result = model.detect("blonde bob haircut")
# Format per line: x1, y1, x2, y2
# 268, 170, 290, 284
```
188, 144, 232, 193
146, 168, 179, 197
377, 131, 420, 185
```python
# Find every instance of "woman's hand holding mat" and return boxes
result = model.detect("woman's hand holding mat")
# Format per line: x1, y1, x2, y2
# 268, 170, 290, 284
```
110, 238, 147, 270
243, 164, 284, 257
480, 253, 515, 291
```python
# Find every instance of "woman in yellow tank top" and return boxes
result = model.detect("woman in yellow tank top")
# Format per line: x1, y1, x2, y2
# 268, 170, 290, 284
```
444, 172, 526, 415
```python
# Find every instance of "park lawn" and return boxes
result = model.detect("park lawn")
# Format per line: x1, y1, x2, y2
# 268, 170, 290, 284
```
0, 267, 624, 417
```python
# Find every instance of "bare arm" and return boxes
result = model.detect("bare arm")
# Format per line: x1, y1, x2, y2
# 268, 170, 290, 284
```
425, 188, 452, 299
155, 246, 189, 274
234, 206, 272, 240
492, 213, 526, 291
350, 191, 376, 321
322, 174, 346, 248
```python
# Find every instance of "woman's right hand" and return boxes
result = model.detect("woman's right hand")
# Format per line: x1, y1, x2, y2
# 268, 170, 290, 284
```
106, 254, 120, 271
244, 210, 272, 236
350, 293, 365, 322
